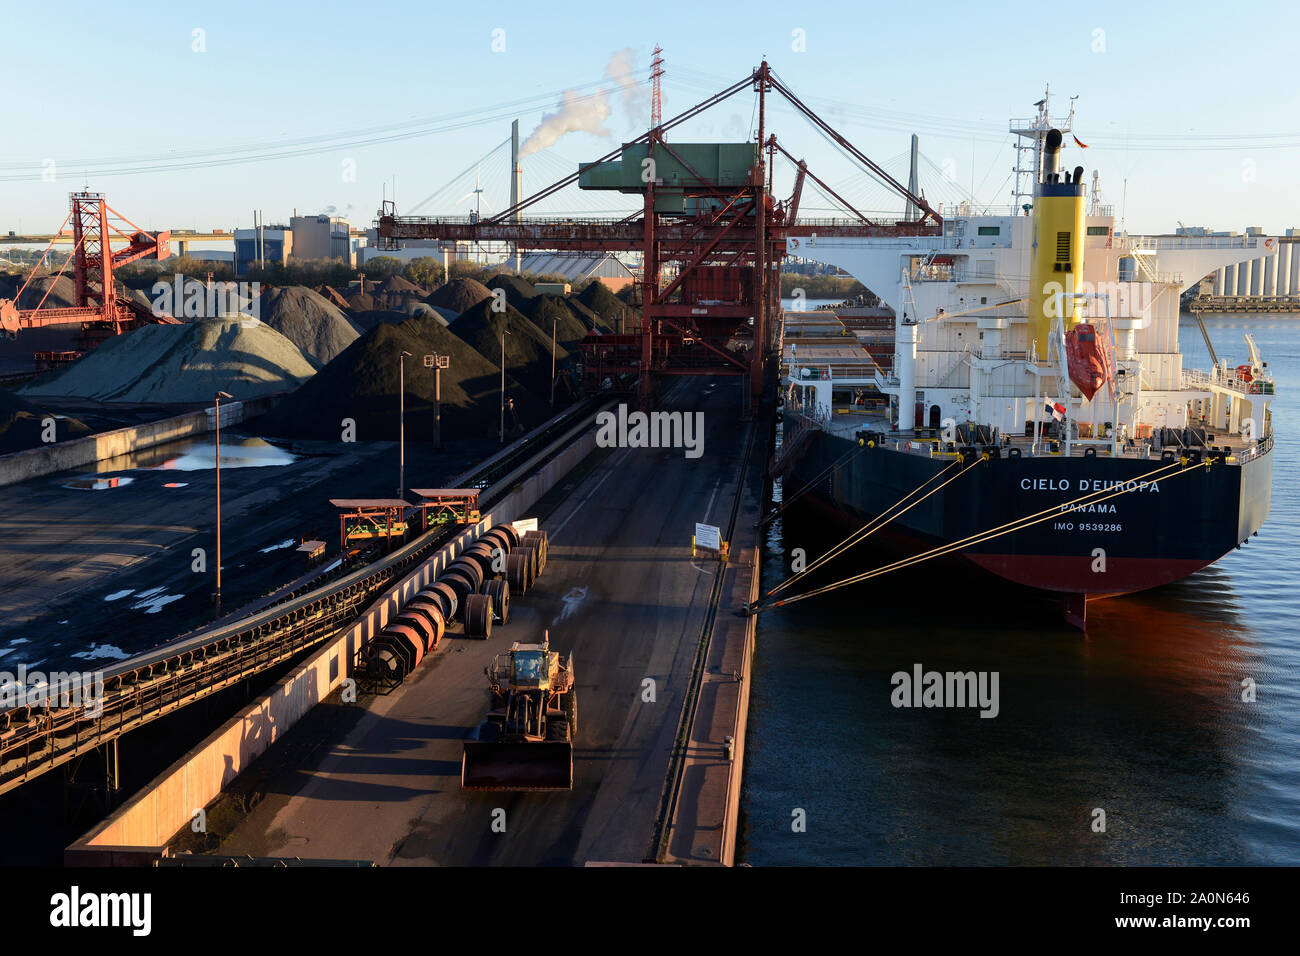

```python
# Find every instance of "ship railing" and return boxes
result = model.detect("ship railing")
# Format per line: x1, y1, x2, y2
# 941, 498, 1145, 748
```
1125, 260, 1185, 286
791, 363, 881, 382
939, 203, 1027, 219
1008, 116, 1073, 132
786, 404, 831, 432
912, 267, 1001, 284
1182, 367, 1277, 395
1237, 432, 1274, 463
1119, 235, 1267, 251
973, 347, 1030, 361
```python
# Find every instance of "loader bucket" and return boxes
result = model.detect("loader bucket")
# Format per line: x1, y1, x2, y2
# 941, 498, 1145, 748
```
461, 741, 573, 791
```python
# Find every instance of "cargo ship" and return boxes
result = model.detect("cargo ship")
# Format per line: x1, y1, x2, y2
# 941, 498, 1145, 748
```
775, 94, 1276, 628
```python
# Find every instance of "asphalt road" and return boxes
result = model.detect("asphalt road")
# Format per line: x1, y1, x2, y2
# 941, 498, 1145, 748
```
0, 430, 488, 669
219, 378, 752, 864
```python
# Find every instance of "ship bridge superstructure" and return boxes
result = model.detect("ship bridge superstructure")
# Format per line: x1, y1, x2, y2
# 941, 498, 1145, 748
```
784, 152, 1278, 457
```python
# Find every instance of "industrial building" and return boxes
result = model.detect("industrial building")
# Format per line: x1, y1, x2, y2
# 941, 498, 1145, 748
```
518, 252, 636, 291
357, 231, 476, 267
289, 215, 353, 265
233, 224, 292, 275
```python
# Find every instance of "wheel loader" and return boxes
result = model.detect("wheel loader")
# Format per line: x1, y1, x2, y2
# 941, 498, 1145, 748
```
461, 635, 577, 791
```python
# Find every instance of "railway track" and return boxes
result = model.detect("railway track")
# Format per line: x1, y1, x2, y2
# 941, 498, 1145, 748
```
0, 397, 606, 796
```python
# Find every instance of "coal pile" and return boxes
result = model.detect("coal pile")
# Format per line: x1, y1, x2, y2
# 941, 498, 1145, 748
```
346, 291, 376, 313
376, 274, 423, 297
451, 299, 569, 398
256, 313, 545, 443
427, 277, 494, 314
564, 295, 603, 328
348, 309, 412, 333
578, 281, 633, 325
0, 389, 90, 453
401, 302, 451, 325
523, 295, 593, 348
484, 273, 540, 310
20, 319, 317, 404
373, 274, 425, 310
260, 285, 362, 366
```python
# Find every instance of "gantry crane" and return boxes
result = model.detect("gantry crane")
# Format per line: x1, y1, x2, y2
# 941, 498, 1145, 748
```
375, 62, 941, 413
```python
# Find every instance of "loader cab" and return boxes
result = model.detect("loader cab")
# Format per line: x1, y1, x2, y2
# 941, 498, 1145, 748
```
510, 646, 550, 691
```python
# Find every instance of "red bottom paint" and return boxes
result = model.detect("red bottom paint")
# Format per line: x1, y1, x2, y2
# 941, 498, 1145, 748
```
964, 553, 1214, 598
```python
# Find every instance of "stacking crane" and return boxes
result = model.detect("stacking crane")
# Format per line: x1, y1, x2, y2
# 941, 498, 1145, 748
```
1, 192, 176, 364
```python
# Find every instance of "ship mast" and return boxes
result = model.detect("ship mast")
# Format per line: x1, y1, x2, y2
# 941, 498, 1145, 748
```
1010, 86, 1075, 213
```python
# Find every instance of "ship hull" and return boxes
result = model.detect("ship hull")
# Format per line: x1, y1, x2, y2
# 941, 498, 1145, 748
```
784, 428, 1273, 603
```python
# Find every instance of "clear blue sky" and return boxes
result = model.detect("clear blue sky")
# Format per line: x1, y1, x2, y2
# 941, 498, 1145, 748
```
2, 0, 1297, 236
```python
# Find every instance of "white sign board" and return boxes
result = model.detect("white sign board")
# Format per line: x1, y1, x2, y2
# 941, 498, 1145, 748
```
512, 517, 539, 535
695, 522, 721, 552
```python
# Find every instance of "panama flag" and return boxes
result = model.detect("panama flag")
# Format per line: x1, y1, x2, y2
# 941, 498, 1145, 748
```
1045, 401, 1067, 421
1073, 134, 1089, 149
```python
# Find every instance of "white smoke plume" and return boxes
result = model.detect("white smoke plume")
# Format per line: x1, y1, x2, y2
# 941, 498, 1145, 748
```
520, 48, 650, 158
520, 89, 613, 158
605, 47, 649, 120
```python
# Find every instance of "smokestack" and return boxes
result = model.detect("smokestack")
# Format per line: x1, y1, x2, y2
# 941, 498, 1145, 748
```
905, 134, 919, 221
1042, 128, 1063, 183
511, 119, 522, 273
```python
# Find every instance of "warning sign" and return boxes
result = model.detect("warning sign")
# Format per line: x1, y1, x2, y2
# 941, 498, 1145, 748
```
694, 522, 721, 552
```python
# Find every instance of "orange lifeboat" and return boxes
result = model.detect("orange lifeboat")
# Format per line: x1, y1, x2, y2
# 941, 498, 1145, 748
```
1065, 323, 1115, 401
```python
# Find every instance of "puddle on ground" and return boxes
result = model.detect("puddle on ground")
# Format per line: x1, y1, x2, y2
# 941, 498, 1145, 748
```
129, 588, 184, 614
259, 538, 295, 553
96, 435, 298, 473
63, 476, 136, 491
70, 643, 129, 661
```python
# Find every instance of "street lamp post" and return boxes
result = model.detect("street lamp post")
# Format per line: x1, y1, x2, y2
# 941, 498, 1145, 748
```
550, 317, 557, 406
499, 325, 511, 443
213, 390, 233, 617
399, 349, 412, 498
425, 352, 448, 449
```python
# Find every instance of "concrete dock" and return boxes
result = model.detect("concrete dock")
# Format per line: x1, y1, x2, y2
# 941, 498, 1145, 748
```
213, 380, 766, 865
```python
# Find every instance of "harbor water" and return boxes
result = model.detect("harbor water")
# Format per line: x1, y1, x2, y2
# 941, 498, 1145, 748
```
740, 314, 1300, 865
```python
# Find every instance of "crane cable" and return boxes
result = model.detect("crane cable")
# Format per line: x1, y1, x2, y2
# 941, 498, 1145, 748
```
750, 456, 1210, 612
766, 452, 976, 597
26, 231, 86, 318
9, 208, 74, 306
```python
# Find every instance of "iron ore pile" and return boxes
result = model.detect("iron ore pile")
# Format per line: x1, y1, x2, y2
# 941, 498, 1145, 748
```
2, 270, 630, 451
19, 319, 317, 403
257, 313, 543, 442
